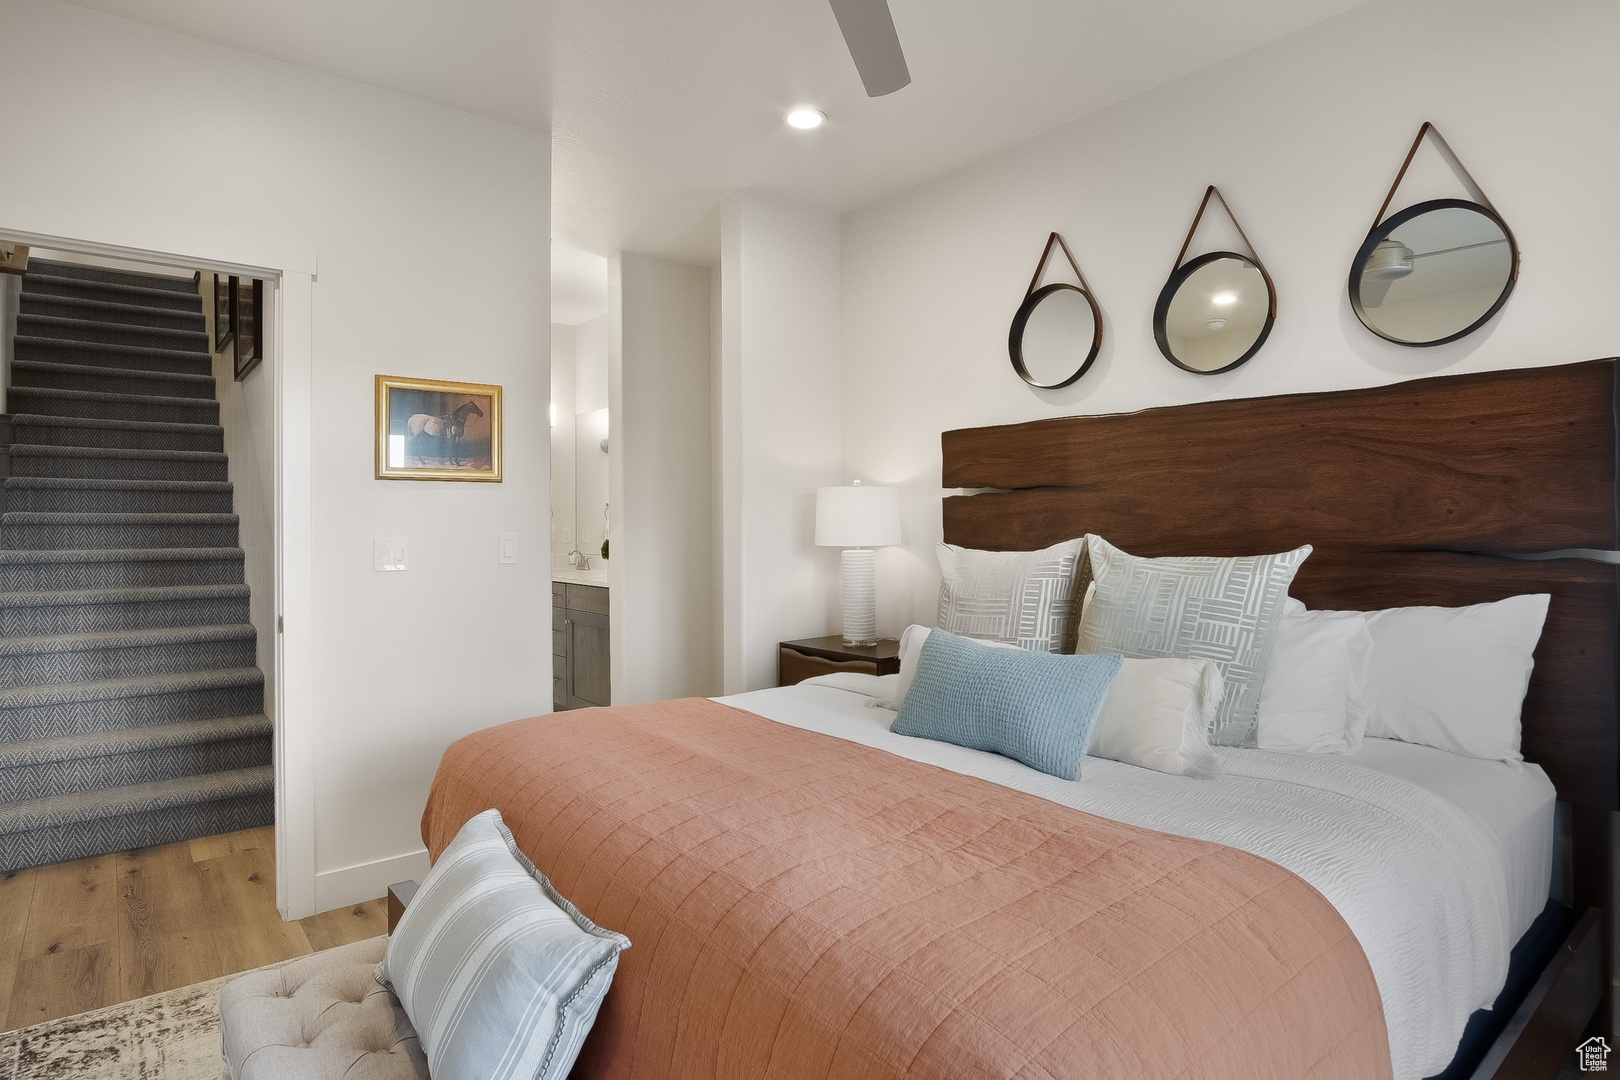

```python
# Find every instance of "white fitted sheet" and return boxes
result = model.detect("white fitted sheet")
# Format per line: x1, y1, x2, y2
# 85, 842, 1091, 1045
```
718, 674, 1555, 1080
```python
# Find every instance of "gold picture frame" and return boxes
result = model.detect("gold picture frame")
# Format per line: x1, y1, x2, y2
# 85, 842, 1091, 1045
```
375, 375, 503, 481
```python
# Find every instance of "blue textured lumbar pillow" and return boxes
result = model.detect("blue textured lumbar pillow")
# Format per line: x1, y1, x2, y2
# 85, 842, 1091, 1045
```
891, 628, 1123, 780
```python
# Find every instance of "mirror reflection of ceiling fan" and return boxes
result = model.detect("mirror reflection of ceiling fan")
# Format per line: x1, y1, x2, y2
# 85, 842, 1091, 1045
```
828, 0, 911, 97
1359, 236, 1510, 307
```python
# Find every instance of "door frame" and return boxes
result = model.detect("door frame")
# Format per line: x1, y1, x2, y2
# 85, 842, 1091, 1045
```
0, 196, 319, 919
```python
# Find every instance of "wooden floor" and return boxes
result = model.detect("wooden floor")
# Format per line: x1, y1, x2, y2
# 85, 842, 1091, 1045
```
0, 826, 385, 1032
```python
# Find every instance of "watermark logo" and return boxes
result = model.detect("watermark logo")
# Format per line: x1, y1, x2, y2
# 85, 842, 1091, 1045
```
1579, 1036, 1611, 1072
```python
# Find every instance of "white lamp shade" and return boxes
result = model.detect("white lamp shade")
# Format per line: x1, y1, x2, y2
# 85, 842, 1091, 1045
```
815, 485, 901, 548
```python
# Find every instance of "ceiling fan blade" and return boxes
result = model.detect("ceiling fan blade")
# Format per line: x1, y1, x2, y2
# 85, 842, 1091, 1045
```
828, 0, 912, 97
1359, 274, 1393, 309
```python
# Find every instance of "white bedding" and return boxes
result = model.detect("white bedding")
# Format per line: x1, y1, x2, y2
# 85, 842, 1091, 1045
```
718, 674, 1556, 1080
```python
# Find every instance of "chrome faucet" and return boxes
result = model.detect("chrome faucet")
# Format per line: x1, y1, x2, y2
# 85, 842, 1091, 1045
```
568, 549, 592, 571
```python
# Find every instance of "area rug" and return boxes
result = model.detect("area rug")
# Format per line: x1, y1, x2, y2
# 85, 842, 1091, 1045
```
0, 971, 226, 1080
0, 930, 392, 1080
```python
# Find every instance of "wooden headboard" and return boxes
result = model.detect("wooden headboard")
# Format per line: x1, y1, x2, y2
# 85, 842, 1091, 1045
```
943, 359, 1620, 908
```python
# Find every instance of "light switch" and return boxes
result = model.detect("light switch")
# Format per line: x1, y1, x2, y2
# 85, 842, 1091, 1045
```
374, 538, 409, 572
499, 532, 518, 565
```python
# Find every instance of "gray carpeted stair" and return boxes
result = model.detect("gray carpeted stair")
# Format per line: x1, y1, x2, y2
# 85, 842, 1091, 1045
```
0, 258, 271, 871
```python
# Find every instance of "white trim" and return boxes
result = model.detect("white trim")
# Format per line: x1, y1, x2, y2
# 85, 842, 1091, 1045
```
274, 271, 317, 919
0, 199, 319, 920
315, 848, 432, 913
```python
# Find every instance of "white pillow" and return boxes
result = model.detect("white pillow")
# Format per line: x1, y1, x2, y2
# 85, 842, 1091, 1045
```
1088, 656, 1223, 778
1255, 601, 1373, 754
886, 625, 1222, 778
936, 539, 1083, 652
1299, 594, 1550, 766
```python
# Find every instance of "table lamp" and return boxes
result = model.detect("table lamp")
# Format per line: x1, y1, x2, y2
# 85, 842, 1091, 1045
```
815, 482, 901, 645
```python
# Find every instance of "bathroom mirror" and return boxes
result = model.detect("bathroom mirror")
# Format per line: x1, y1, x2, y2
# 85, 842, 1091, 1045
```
1349, 123, 1518, 348
1010, 284, 1101, 388
1154, 187, 1276, 375
574, 408, 610, 558
1349, 200, 1516, 347
1008, 232, 1104, 389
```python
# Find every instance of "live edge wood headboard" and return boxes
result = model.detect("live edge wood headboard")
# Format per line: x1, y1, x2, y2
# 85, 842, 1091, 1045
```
942, 358, 1620, 912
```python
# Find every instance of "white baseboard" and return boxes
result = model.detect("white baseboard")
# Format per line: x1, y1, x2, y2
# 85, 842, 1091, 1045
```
313, 848, 431, 915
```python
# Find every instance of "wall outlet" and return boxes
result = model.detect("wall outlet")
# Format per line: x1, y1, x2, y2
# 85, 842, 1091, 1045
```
561, 526, 574, 545
374, 538, 409, 572
498, 532, 518, 565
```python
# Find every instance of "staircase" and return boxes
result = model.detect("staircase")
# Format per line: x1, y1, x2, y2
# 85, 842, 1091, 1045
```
0, 258, 272, 871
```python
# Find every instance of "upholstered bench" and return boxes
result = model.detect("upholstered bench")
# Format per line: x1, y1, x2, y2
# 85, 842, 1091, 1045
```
219, 936, 428, 1080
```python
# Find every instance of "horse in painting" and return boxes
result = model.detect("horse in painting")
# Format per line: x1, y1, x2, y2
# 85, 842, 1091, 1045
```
406, 400, 484, 466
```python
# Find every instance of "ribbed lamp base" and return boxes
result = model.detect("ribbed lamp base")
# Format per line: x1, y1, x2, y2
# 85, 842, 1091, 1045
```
840, 548, 877, 646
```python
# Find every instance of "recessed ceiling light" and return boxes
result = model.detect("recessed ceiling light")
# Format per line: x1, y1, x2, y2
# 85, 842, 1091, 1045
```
786, 107, 826, 130
1211, 292, 1237, 307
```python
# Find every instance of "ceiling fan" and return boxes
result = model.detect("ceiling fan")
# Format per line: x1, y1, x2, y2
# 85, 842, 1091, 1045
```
828, 0, 911, 97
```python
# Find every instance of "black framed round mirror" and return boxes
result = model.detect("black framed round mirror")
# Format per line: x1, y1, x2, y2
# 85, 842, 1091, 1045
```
1349, 198, 1517, 347
1153, 251, 1276, 374
1009, 281, 1102, 389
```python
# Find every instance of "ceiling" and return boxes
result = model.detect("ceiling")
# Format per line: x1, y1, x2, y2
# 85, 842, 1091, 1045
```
65, 0, 1373, 269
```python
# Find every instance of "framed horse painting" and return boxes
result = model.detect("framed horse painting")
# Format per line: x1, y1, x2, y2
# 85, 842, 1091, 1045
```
375, 375, 503, 481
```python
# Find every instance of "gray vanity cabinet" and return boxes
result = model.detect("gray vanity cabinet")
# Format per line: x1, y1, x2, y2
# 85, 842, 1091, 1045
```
553, 582, 610, 711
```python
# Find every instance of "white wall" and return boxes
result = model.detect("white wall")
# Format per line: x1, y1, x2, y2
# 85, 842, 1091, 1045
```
201, 272, 277, 732
549, 323, 577, 566
573, 314, 609, 414
719, 192, 843, 692
0, 0, 551, 911
840, 0, 1620, 635
607, 253, 716, 703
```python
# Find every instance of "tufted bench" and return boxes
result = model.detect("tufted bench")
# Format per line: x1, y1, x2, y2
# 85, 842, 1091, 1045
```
219, 936, 428, 1080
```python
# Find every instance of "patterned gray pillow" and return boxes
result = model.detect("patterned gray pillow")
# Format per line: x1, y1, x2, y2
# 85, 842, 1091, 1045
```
937, 538, 1083, 652
379, 809, 630, 1080
1075, 535, 1311, 747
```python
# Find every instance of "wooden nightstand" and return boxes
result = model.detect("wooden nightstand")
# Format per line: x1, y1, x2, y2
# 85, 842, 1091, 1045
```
778, 636, 901, 687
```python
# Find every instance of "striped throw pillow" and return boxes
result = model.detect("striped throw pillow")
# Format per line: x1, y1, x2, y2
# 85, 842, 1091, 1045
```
378, 808, 630, 1080
936, 539, 1085, 652
1076, 534, 1311, 748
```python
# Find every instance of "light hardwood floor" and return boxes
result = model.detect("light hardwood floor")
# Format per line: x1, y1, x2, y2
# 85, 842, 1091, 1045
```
0, 826, 385, 1031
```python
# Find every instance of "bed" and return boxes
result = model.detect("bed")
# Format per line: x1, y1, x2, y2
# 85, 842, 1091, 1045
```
422, 359, 1617, 1079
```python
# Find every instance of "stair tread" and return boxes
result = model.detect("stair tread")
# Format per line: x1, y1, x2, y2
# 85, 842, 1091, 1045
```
3, 477, 232, 493
0, 623, 256, 657
3, 511, 238, 524
16, 313, 208, 343
0, 666, 262, 711
0, 582, 248, 607
18, 293, 204, 324
0, 547, 243, 565
0, 764, 272, 833
0, 714, 269, 769
14, 334, 210, 363
26, 260, 198, 291
13, 358, 214, 386
10, 443, 226, 461
9, 387, 217, 416
22, 271, 198, 302
10, 413, 223, 436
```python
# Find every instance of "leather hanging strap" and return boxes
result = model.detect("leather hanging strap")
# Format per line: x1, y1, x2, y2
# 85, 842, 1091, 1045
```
1026, 232, 1094, 298
1371, 121, 1498, 229
1174, 186, 1264, 271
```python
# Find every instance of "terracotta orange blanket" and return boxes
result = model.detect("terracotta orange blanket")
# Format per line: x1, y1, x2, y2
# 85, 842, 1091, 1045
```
421, 697, 1389, 1079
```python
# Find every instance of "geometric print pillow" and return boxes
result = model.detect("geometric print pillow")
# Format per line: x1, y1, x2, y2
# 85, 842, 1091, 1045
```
379, 808, 631, 1080
1075, 534, 1311, 747
937, 538, 1084, 653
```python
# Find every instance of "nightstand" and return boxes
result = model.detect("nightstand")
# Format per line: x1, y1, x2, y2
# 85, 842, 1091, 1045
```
778, 635, 901, 687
